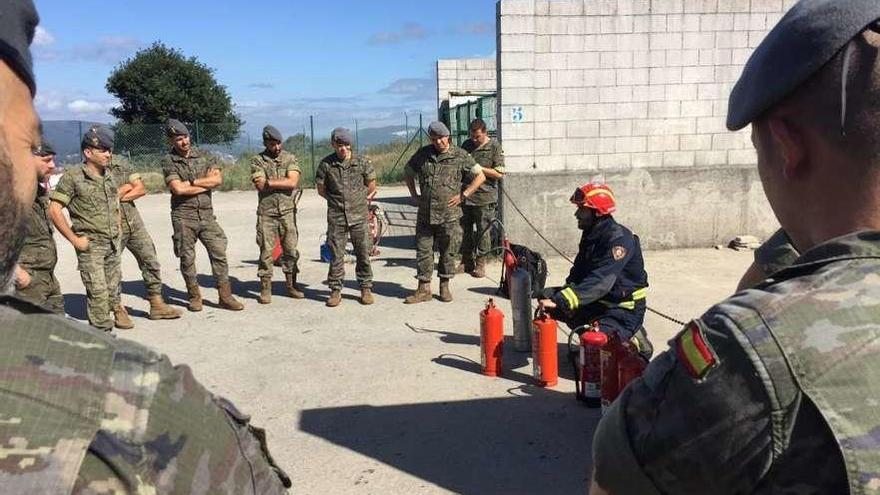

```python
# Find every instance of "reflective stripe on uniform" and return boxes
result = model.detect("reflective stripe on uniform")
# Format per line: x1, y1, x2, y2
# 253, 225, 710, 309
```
600, 287, 647, 310
560, 287, 579, 309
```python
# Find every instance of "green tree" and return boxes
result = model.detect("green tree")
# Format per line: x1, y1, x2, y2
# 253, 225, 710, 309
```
106, 42, 242, 148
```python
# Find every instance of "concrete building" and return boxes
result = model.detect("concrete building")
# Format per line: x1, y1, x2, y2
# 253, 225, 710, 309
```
439, 0, 800, 252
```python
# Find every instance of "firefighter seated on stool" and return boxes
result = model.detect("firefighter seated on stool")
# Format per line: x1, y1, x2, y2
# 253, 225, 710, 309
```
538, 183, 653, 359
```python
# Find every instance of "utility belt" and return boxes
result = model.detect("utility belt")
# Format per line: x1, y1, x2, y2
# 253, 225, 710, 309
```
598, 287, 647, 311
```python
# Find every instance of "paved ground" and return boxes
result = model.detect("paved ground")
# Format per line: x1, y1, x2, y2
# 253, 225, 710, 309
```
52, 186, 754, 494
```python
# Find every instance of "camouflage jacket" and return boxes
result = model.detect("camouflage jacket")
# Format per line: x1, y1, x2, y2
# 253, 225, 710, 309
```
755, 228, 800, 277
161, 148, 221, 221
49, 165, 121, 241
251, 150, 302, 217
461, 138, 504, 206
0, 296, 290, 495
18, 185, 57, 272
404, 145, 481, 225
108, 161, 146, 234
315, 152, 376, 226
592, 231, 880, 494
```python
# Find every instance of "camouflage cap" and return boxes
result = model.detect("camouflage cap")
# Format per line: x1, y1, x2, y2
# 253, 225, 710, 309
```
427, 121, 450, 137
262, 125, 282, 142
331, 127, 353, 145
0, 0, 39, 95
81, 125, 114, 150
165, 118, 190, 137
727, 0, 880, 131
35, 140, 55, 157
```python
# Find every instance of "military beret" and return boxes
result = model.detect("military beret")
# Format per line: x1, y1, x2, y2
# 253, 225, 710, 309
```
262, 125, 282, 142
165, 119, 189, 137
35, 140, 55, 157
427, 121, 450, 137
81, 125, 114, 150
331, 127, 353, 145
0, 0, 38, 96
727, 0, 880, 131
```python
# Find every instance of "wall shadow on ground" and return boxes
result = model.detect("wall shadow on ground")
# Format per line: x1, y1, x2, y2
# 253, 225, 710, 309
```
299, 388, 598, 494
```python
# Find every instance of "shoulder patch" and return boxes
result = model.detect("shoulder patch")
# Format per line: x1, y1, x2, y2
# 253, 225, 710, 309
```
675, 320, 719, 380
612, 245, 627, 261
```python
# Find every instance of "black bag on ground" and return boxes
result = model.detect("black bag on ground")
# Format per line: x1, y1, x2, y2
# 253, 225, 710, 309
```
500, 244, 548, 298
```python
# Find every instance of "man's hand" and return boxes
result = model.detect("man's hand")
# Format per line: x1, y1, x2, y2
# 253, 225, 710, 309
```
539, 298, 557, 309
253, 176, 267, 191
73, 235, 90, 252
14, 267, 31, 290
447, 193, 464, 207
367, 189, 377, 201
409, 195, 420, 207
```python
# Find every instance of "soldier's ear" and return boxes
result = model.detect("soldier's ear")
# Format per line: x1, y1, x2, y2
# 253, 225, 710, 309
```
767, 117, 806, 181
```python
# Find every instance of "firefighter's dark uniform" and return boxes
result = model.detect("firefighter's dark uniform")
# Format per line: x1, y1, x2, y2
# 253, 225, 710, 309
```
545, 216, 648, 342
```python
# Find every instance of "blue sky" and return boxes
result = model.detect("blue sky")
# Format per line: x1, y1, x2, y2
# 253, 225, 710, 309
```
31, 0, 497, 137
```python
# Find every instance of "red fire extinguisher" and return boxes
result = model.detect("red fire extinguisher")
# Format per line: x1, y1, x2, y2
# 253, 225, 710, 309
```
618, 341, 647, 391
576, 322, 607, 408
532, 306, 558, 387
480, 299, 504, 377
599, 332, 623, 413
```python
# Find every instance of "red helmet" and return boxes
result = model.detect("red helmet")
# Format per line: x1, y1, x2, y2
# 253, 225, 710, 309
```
570, 183, 616, 216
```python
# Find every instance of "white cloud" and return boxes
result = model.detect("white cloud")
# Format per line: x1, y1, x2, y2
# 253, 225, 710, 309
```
67, 99, 110, 114
33, 26, 55, 47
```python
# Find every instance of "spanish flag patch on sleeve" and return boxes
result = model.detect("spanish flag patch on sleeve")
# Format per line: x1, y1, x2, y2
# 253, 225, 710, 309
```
675, 320, 719, 380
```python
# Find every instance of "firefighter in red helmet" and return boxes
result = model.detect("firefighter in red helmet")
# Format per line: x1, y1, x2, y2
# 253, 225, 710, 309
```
539, 183, 652, 356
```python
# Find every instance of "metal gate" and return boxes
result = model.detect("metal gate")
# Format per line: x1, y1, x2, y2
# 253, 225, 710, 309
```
447, 94, 497, 146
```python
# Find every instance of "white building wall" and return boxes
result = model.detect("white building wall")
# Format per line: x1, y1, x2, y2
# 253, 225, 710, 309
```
497, 0, 799, 173
436, 58, 497, 114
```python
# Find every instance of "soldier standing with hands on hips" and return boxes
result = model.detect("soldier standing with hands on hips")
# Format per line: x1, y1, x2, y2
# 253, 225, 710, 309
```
315, 127, 378, 307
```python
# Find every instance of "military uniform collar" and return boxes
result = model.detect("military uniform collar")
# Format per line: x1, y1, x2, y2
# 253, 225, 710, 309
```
260, 150, 284, 162
171, 148, 200, 161
473, 138, 492, 152
330, 153, 357, 167
794, 231, 880, 266
82, 163, 109, 182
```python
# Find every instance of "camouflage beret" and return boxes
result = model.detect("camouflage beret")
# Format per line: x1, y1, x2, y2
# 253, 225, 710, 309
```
331, 127, 353, 145
35, 140, 55, 156
262, 125, 282, 142
81, 125, 114, 150
427, 121, 450, 137
165, 118, 189, 137
0, 0, 38, 95
727, 0, 880, 131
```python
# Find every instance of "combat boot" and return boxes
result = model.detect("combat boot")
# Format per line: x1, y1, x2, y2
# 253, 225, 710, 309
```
471, 258, 486, 278
439, 279, 453, 303
185, 280, 203, 312
286, 272, 305, 299
114, 305, 134, 329
217, 280, 244, 311
326, 289, 342, 307
360, 287, 374, 305
259, 277, 272, 305
148, 295, 182, 320
404, 281, 432, 304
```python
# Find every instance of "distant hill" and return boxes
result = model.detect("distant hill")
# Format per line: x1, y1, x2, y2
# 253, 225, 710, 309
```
43, 120, 108, 164
357, 125, 421, 148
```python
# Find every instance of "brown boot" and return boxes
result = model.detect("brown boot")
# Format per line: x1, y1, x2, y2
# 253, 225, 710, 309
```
439, 279, 453, 302
148, 295, 182, 320
360, 287, 374, 305
114, 304, 134, 329
286, 272, 305, 299
404, 281, 432, 304
258, 277, 272, 304
326, 289, 342, 307
185, 280, 203, 312
217, 280, 244, 311
471, 258, 486, 278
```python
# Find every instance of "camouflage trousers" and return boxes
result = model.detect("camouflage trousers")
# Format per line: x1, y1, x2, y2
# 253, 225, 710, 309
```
256, 212, 299, 278
416, 220, 462, 282
120, 225, 163, 297
460, 203, 496, 263
76, 237, 121, 330
327, 219, 373, 290
171, 216, 230, 284
14, 268, 64, 314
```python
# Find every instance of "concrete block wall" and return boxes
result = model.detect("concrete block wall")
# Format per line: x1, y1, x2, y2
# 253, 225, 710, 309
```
496, 0, 799, 173
436, 58, 497, 112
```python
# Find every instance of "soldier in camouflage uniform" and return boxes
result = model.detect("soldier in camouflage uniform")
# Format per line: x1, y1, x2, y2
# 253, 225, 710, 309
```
161, 119, 244, 312
12, 141, 64, 314
591, 2, 880, 494
109, 158, 182, 320
403, 121, 485, 303
459, 118, 504, 278
251, 125, 305, 304
315, 127, 377, 307
48, 126, 128, 332
0, 7, 290, 493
